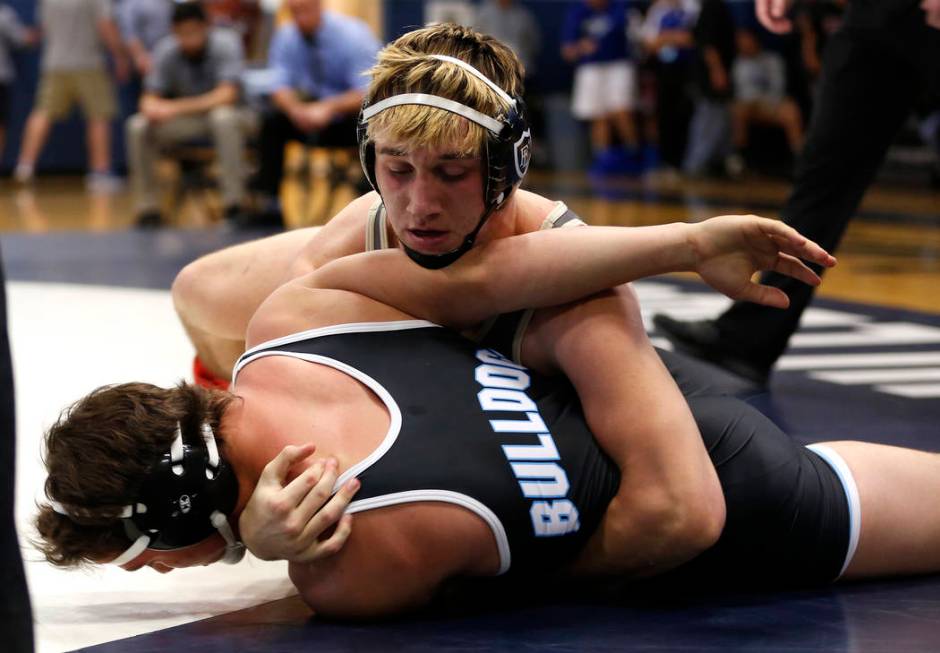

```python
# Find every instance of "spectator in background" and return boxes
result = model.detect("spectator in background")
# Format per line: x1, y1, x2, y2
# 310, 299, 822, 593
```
642, 0, 698, 173
13, 0, 129, 191
794, 0, 845, 92
126, 1, 249, 228
474, 0, 545, 165
562, 0, 640, 175
682, 0, 736, 177
474, 0, 540, 73
250, 0, 379, 227
120, 0, 174, 78
728, 27, 804, 174
0, 2, 38, 161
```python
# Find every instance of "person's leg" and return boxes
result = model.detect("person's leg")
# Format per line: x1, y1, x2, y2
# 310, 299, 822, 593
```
715, 28, 923, 367
730, 100, 751, 151
86, 118, 111, 174
817, 441, 940, 579
17, 71, 76, 179
208, 106, 247, 211
657, 26, 928, 377
255, 107, 306, 199
15, 111, 52, 178
589, 117, 611, 152
79, 69, 119, 176
172, 227, 321, 379
611, 110, 638, 148
655, 61, 693, 168
776, 98, 804, 154
0, 244, 35, 653
683, 99, 731, 175
125, 113, 160, 215
608, 62, 638, 149
0, 84, 8, 159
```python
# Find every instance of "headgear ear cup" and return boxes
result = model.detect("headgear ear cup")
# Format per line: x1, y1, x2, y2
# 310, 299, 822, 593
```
50, 422, 244, 566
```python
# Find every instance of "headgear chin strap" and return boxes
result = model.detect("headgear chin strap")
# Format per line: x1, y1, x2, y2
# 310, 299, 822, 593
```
50, 421, 245, 567
358, 54, 532, 269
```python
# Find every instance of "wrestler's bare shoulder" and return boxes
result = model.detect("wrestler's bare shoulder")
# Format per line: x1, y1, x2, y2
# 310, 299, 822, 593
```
296, 192, 383, 270
513, 190, 565, 233
245, 282, 413, 352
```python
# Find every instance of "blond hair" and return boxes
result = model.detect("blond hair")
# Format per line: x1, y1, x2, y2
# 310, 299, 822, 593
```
364, 23, 525, 154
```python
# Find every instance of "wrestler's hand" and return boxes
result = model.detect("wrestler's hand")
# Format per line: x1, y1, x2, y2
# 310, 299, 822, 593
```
688, 215, 836, 309
239, 443, 360, 563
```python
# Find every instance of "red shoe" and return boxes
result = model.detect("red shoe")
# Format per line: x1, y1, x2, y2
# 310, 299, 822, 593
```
193, 356, 231, 391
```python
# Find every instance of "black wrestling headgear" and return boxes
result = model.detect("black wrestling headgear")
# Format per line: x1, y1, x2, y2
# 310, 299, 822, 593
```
357, 54, 532, 269
50, 422, 245, 566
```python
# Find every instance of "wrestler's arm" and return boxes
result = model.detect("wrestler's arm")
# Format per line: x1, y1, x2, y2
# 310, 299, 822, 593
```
521, 286, 725, 577
170, 192, 379, 378
286, 501, 492, 619
308, 215, 835, 331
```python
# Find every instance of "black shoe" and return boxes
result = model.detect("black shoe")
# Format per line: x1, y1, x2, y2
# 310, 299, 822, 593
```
134, 210, 163, 229
652, 314, 771, 386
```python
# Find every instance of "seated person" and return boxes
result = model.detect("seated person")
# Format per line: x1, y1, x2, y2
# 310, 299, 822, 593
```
729, 27, 804, 173
126, 1, 251, 228
35, 216, 940, 621
250, 0, 380, 226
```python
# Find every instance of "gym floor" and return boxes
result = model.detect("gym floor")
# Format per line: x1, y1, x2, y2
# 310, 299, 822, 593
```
5, 169, 940, 652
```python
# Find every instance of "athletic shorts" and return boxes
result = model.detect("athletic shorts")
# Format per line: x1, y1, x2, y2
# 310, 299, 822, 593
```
571, 60, 637, 119
36, 69, 117, 121
669, 395, 859, 588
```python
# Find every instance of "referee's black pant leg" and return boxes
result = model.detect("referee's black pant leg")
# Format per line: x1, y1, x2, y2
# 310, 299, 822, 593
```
0, 245, 35, 652
714, 26, 923, 367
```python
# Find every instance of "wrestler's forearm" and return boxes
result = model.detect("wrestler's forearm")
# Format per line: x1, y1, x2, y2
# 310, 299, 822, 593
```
310, 222, 696, 328
531, 289, 725, 577
310, 215, 831, 329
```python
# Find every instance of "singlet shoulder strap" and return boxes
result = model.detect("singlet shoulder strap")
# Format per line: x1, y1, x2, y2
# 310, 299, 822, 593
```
365, 199, 390, 251
540, 202, 586, 230
503, 203, 587, 363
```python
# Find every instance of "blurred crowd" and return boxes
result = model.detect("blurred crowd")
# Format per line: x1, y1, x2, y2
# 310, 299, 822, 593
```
0, 0, 936, 230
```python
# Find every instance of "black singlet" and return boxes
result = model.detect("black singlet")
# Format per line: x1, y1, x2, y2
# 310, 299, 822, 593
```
234, 321, 620, 578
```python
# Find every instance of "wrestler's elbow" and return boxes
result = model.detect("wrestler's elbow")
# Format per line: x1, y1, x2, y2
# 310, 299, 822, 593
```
171, 259, 213, 325
625, 484, 725, 562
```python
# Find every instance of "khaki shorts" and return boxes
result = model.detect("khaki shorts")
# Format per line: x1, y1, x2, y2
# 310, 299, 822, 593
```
36, 69, 117, 121
571, 60, 637, 120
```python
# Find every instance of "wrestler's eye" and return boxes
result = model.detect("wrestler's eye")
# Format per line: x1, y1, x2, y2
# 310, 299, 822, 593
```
388, 167, 412, 176
437, 166, 468, 182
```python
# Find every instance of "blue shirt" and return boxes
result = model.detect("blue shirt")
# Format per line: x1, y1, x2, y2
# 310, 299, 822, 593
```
119, 0, 172, 52
561, 1, 630, 65
266, 10, 380, 99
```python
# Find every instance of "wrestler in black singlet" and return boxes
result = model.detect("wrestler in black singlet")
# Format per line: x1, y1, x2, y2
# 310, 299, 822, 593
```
365, 199, 760, 399
235, 320, 853, 587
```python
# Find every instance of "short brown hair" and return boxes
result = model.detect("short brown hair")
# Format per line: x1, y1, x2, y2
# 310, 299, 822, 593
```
364, 23, 525, 154
34, 382, 233, 567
